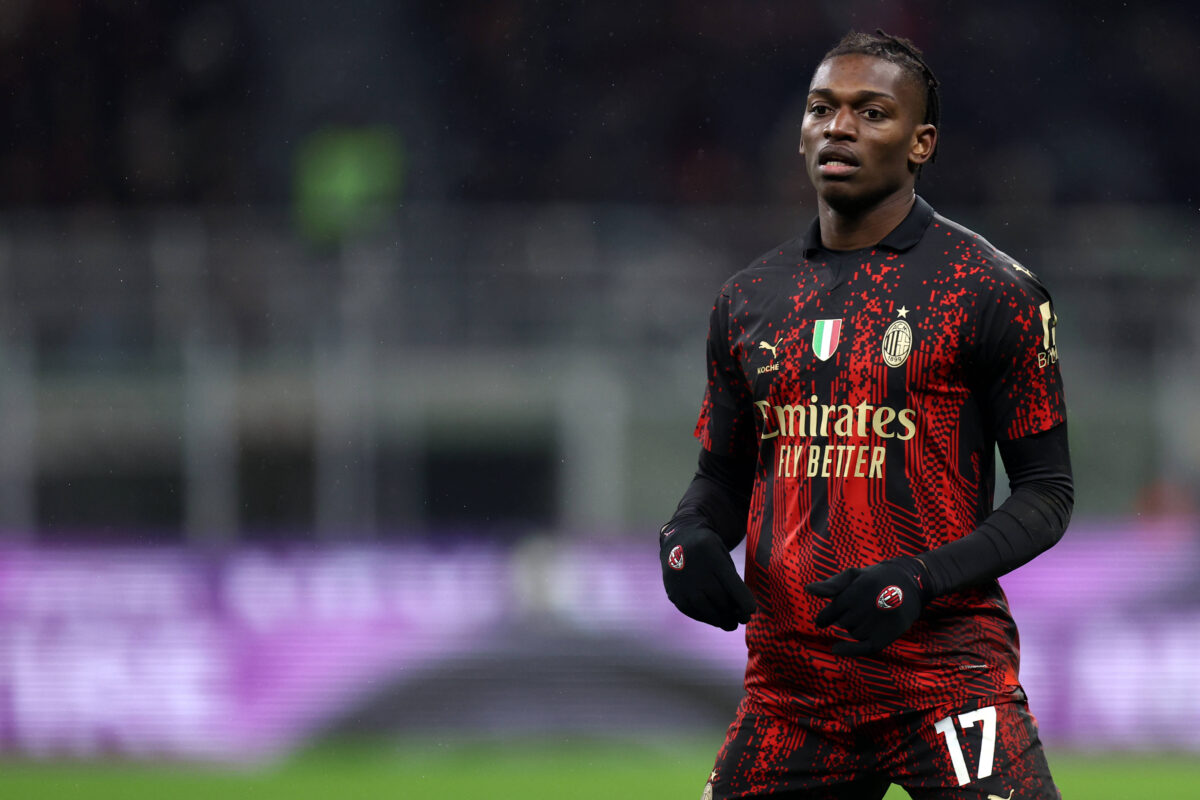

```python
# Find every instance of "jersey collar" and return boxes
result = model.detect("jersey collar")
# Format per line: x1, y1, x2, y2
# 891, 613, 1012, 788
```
802, 195, 935, 256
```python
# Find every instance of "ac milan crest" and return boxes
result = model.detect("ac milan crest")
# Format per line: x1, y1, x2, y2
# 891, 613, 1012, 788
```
668, 545, 685, 570
876, 585, 904, 609
882, 318, 913, 368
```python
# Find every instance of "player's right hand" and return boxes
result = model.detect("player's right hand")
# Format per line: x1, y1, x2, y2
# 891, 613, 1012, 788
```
659, 523, 756, 631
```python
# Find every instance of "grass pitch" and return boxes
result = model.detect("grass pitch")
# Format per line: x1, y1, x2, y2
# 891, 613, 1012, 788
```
0, 738, 1196, 798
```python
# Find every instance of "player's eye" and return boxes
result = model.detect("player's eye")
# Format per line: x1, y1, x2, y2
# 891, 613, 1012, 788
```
862, 108, 886, 120
809, 102, 832, 115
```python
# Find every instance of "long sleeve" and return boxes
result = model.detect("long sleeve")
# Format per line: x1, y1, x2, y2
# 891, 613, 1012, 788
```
920, 422, 1073, 596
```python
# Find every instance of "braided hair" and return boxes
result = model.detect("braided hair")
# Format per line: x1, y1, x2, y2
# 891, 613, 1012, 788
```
821, 30, 941, 168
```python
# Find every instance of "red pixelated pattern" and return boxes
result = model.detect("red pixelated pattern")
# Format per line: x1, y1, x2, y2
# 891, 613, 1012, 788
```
711, 694, 1059, 798
694, 210, 1066, 720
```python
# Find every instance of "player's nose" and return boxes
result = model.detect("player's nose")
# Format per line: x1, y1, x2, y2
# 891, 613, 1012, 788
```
825, 106, 857, 139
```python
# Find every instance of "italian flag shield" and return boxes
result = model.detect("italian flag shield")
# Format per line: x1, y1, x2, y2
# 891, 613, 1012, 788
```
812, 318, 842, 361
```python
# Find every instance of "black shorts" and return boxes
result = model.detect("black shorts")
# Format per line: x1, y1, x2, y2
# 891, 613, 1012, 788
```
705, 692, 1059, 800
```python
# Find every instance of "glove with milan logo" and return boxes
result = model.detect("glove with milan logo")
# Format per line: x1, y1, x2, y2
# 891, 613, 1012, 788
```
804, 556, 931, 656
660, 523, 756, 631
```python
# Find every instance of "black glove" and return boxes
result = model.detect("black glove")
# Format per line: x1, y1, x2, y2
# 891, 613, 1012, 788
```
660, 523, 756, 631
804, 556, 931, 656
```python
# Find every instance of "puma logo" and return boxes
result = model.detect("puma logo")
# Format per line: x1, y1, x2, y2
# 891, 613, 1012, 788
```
986, 790, 1014, 800
756, 336, 789, 375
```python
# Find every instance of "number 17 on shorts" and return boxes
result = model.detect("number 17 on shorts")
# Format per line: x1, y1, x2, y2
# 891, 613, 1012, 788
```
907, 699, 1059, 799
935, 706, 997, 786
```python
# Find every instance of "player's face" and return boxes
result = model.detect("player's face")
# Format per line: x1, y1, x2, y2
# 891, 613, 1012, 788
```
799, 54, 936, 214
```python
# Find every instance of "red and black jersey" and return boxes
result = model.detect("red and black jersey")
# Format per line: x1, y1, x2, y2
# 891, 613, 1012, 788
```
694, 196, 1066, 720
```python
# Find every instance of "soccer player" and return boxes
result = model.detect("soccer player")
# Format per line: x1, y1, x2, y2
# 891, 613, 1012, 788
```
659, 31, 1072, 800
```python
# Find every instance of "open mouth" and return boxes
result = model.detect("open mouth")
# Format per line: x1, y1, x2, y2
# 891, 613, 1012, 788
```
818, 148, 860, 177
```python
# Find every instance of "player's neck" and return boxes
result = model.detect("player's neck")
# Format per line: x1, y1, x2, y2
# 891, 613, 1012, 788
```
817, 191, 916, 252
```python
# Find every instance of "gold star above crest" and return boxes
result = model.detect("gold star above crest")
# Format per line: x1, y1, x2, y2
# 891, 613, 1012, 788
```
897, 306, 909, 318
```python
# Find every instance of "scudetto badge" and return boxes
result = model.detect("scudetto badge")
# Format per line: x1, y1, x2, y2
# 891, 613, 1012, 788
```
812, 318, 842, 361
882, 319, 913, 367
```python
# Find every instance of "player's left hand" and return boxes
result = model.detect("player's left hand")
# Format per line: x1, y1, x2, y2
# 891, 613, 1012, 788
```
805, 556, 931, 656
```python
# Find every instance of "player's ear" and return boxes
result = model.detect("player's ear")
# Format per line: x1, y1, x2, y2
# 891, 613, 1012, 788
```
909, 124, 936, 167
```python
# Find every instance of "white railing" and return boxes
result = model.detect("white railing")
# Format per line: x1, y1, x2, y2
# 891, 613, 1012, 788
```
0, 203, 1194, 538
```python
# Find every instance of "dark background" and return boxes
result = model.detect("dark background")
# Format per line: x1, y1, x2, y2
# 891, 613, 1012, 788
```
0, 0, 1196, 540
3, 1, 1194, 208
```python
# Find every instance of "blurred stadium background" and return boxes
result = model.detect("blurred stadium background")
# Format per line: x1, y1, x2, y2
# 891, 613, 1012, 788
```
1, 1, 1199, 797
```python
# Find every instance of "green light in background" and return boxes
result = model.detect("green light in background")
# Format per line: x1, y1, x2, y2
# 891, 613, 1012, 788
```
293, 125, 405, 247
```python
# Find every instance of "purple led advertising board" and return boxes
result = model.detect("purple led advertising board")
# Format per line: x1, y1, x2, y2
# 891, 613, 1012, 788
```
0, 520, 1195, 761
